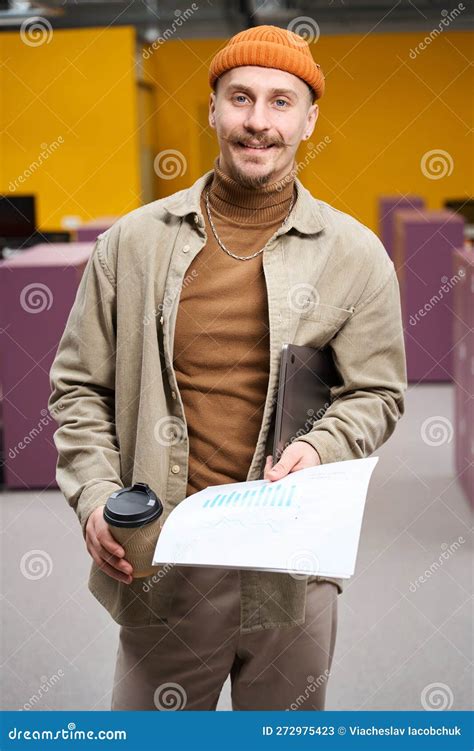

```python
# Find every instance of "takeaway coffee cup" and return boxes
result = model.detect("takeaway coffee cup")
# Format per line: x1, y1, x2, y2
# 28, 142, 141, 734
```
103, 482, 164, 578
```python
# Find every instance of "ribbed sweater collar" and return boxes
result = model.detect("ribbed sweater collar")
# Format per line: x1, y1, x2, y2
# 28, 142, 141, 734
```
204, 155, 296, 225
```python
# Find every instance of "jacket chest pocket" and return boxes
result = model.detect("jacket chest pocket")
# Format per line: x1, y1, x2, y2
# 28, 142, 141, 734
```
292, 303, 354, 349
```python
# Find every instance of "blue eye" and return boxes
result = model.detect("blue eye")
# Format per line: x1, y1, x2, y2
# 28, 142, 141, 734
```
275, 99, 288, 107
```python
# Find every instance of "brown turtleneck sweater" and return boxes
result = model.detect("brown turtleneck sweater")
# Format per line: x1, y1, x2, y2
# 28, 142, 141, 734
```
173, 157, 295, 497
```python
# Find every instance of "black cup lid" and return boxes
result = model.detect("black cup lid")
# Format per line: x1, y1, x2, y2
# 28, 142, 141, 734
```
103, 483, 163, 528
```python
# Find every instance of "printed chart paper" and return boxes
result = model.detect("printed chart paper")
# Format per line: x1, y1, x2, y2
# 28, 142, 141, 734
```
153, 456, 379, 577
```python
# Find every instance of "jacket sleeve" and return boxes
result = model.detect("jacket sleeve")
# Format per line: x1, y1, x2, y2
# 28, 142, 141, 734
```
47, 233, 123, 539
294, 256, 407, 464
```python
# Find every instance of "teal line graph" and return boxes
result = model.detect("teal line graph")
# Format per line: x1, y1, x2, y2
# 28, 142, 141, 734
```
202, 483, 296, 509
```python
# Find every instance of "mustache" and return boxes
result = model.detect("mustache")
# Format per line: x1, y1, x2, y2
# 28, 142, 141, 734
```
221, 133, 293, 148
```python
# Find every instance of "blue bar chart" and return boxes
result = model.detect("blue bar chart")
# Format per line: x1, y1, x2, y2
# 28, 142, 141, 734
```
202, 483, 296, 509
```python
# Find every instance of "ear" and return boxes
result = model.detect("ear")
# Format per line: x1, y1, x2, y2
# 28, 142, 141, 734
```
209, 92, 216, 129
303, 103, 319, 140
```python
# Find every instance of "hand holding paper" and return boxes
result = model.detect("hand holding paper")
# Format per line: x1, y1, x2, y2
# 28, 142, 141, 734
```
264, 440, 322, 481
153, 457, 379, 578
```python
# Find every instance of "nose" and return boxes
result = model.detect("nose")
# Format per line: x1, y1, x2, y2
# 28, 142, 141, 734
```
243, 100, 271, 134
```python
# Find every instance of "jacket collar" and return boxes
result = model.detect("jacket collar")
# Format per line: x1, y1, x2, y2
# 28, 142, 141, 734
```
163, 167, 326, 235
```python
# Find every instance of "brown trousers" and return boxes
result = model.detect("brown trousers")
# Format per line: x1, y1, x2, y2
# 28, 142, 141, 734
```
110, 566, 338, 711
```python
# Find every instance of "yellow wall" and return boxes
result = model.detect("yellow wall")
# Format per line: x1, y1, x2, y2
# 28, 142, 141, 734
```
146, 32, 473, 231
0, 26, 141, 230
0, 28, 472, 233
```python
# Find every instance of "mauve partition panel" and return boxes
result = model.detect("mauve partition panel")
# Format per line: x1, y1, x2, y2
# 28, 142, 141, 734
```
0, 242, 94, 488
378, 195, 425, 259
452, 247, 474, 504
76, 217, 117, 242
393, 209, 465, 382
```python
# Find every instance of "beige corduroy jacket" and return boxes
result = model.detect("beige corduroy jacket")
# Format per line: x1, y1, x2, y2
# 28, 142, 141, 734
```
48, 167, 407, 633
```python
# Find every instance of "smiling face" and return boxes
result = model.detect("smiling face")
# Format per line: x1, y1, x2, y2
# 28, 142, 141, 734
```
209, 66, 319, 188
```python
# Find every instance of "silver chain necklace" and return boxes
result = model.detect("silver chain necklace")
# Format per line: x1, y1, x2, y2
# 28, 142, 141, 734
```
204, 186, 295, 261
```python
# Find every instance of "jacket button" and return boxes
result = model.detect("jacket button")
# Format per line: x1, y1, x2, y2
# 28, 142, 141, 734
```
171, 464, 180, 474
171, 390, 177, 399
159, 315, 164, 325
183, 244, 190, 253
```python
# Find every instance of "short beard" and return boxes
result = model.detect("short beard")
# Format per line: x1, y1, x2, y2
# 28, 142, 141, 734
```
226, 162, 275, 189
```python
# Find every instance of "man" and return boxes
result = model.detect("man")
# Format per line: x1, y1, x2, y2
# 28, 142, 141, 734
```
48, 25, 407, 711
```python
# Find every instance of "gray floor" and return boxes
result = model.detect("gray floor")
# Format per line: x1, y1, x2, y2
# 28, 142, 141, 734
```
1, 384, 472, 711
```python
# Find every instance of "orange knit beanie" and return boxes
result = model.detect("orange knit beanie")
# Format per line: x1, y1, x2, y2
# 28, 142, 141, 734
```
209, 25, 325, 101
